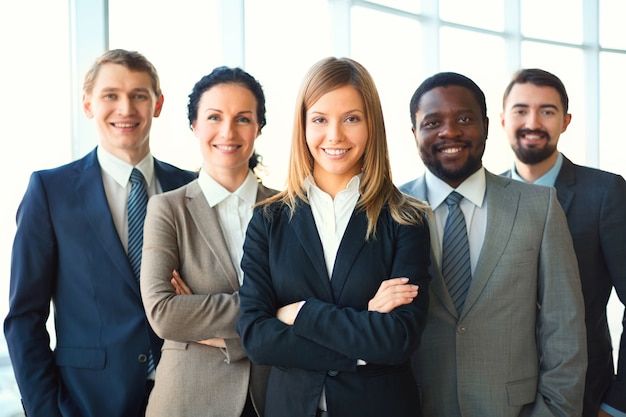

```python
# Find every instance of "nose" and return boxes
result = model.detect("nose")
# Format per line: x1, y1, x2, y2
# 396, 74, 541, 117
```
525, 111, 541, 129
437, 120, 462, 139
327, 121, 344, 143
220, 120, 235, 139
116, 96, 135, 116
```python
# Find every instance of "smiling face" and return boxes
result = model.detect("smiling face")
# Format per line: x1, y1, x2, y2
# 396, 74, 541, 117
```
83, 63, 163, 165
501, 82, 571, 165
413, 85, 488, 187
305, 84, 368, 193
192, 83, 259, 188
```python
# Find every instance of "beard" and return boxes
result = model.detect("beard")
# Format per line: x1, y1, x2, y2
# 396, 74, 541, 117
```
512, 128, 557, 164
420, 141, 485, 185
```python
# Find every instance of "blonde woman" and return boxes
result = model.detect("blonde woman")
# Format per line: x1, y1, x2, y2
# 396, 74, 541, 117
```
237, 57, 431, 417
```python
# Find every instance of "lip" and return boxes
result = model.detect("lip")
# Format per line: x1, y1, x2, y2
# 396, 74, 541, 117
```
321, 147, 350, 158
212, 144, 242, 153
435, 142, 468, 156
110, 121, 140, 130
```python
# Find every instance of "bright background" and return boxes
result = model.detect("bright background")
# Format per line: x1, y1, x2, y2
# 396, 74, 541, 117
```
0, 1, 624, 415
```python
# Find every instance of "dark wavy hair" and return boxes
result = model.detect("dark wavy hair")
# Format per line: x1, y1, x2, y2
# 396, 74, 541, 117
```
187, 66, 266, 170
503, 68, 569, 112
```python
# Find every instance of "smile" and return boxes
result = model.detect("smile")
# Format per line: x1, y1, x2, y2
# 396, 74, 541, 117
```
322, 148, 349, 156
111, 122, 139, 128
213, 144, 241, 151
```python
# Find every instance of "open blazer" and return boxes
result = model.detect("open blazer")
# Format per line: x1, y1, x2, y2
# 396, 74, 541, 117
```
237, 199, 431, 417
140, 179, 275, 417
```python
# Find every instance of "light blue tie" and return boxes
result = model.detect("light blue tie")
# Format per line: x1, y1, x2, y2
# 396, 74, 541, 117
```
442, 191, 472, 314
127, 168, 156, 375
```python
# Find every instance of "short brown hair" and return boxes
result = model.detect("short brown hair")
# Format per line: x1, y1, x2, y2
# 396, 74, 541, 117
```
83, 49, 161, 96
503, 68, 569, 112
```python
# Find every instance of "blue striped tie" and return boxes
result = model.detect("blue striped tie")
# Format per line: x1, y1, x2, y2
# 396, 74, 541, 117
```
127, 168, 156, 375
442, 191, 472, 314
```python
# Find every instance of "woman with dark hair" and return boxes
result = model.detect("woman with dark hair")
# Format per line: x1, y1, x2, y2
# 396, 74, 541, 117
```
237, 57, 431, 417
140, 66, 275, 417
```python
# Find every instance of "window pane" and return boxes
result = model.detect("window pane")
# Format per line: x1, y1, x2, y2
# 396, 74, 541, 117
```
245, 0, 331, 190
440, 27, 510, 174
521, 42, 586, 164
352, 6, 425, 185
521, 0, 582, 44
109, 0, 222, 172
0, 1, 71, 414
364, 0, 421, 14
440, 0, 504, 31
600, 0, 626, 49
600, 52, 626, 177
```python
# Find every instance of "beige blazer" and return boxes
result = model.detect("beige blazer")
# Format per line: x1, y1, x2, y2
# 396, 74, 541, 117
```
402, 171, 587, 417
140, 179, 275, 417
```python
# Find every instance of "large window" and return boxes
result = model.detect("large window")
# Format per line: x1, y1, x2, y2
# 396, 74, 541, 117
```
2, 1, 625, 415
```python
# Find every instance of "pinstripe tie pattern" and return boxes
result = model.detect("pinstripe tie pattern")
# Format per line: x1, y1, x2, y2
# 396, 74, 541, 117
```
127, 168, 156, 375
442, 191, 472, 314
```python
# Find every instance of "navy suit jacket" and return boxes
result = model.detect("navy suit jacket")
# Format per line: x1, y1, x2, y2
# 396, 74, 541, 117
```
237, 200, 431, 417
4, 148, 195, 417
504, 155, 626, 415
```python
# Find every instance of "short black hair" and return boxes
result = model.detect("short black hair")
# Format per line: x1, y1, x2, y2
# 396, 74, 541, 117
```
503, 68, 569, 113
187, 67, 266, 170
187, 66, 266, 130
409, 72, 487, 128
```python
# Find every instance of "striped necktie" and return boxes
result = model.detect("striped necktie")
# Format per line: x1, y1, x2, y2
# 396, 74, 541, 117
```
442, 191, 472, 314
127, 168, 156, 375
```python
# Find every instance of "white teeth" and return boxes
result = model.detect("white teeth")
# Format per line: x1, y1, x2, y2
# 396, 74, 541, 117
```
113, 123, 137, 128
215, 145, 239, 151
323, 148, 348, 156
441, 147, 462, 154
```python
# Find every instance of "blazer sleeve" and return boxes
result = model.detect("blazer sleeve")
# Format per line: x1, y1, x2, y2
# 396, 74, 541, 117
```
599, 175, 626, 412
237, 208, 357, 372
3, 172, 63, 417
292, 218, 431, 365
140, 193, 244, 361
530, 188, 587, 417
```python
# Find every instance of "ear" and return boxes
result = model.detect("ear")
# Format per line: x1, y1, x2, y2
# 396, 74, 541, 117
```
561, 113, 572, 133
153, 94, 164, 117
484, 117, 490, 139
500, 112, 505, 128
83, 94, 94, 118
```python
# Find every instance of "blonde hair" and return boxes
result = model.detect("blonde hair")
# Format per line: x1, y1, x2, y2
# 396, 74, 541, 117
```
264, 57, 426, 238
83, 49, 161, 97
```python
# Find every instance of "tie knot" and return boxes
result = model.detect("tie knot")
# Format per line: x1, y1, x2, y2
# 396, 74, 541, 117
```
445, 191, 463, 207
130, 168, 145, 186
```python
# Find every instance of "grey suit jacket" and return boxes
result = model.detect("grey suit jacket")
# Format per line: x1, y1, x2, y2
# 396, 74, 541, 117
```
140, 179, 275, 417
401, 170, 587, 417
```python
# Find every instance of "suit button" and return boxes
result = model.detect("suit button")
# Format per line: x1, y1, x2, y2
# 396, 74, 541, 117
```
138, 353, 148, 363
327, 370, 339, 377
457, 326, 466, 334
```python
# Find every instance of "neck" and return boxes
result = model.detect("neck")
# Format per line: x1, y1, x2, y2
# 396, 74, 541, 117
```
100, 143, 150, 166
204, 165, 249, 193
313, 172, 353, 199
514, 152, 558, 183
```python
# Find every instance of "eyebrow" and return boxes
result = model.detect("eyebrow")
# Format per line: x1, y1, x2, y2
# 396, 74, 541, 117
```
202, 108, 254, 115
511, 103, 559, 110
100, 87, 151, 94
308, 109, 364, 115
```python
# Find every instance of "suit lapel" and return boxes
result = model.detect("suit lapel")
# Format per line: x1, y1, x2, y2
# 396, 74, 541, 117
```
406, 177, 456, 317
330, 208, 367, 300
462, 173, 519, 319
554, 156, 575, 215
185, 181, 240, 291
77, 150, 139, 296
290, 202, 334, 300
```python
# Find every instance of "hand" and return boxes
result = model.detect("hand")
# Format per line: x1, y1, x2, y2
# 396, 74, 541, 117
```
276, 301, 303, 326
368, 277, 419, 313
171, 269, 192, 295
197, 338, 226, 348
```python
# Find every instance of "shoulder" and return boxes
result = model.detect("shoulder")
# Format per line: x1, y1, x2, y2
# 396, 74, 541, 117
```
399, 177, 422, 195
154, 159, 197, 183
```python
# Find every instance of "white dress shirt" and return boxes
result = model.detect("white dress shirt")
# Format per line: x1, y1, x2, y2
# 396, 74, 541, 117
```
424, 167, 488, 274
198, 170, 258, 285
304, 175, 361, 412
97, 147, 161, 252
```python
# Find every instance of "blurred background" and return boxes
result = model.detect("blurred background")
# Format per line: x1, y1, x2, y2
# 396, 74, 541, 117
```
1, 1, 624, 415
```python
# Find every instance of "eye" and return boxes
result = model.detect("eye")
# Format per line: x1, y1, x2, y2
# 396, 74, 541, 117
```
132, 93, 149, 101
541, 109, 556, 117
513, 108, 527, 116
458, 115, 472, 124
207, 114, 220, 121
344, 114, 362, 123
102, 93, 117, 101
237, 116, 252, 124
421, 120, 440, 129
311, 116, 327, 124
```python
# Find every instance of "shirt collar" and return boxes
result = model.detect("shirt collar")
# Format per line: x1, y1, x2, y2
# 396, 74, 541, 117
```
425, 166, 486, 210
97, 146, 154, 187
511, 152, 563, 187
198, 169, 258, 208
304, 175, 361, 199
